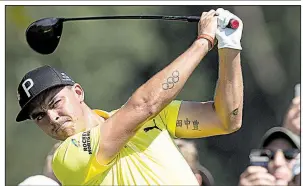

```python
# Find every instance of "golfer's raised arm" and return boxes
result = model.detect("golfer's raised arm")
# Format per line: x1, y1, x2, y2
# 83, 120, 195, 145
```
96, 10, 218, 164
175, 9, 244, 138
211, 10, 244, 133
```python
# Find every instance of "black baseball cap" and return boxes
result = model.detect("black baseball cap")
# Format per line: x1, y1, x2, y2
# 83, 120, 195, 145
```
16, 65, 75, 122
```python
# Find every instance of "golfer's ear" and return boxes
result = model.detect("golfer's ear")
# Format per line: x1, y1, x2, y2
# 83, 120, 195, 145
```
72, 83, 84, 102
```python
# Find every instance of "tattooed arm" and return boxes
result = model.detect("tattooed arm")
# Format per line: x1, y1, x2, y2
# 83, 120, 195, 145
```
175, 49, 243, 138
97, 10, 218, 164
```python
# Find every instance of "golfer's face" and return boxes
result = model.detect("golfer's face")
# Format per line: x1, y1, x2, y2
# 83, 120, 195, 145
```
30, 85, 85, 140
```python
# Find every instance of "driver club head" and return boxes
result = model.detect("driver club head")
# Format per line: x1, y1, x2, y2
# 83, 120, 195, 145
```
26, 17, 64, 55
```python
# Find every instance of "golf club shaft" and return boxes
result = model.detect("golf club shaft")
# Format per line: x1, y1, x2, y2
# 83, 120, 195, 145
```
62, 15, 201, 23
62, 15, 239, 29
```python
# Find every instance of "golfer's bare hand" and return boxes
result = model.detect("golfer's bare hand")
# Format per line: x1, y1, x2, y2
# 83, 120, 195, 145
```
198, 9, 217, 39
239, 166, 276, 186
283, 96, 300, 136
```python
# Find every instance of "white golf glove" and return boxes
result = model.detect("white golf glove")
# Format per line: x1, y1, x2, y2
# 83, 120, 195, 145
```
215, 8, 243, 50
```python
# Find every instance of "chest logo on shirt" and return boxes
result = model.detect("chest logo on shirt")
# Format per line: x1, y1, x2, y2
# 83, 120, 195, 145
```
144, 119, 162, 132
82, 131, 92, 154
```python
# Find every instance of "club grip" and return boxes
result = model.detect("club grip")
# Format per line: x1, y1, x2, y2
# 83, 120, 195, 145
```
186, 16, 239, 29
228, 19, 239, 29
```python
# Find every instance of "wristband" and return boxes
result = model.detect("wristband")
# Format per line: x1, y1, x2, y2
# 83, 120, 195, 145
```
196, 34, 214, 50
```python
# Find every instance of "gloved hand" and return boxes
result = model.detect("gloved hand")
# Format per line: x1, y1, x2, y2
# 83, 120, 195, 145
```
215, 8, 243, 50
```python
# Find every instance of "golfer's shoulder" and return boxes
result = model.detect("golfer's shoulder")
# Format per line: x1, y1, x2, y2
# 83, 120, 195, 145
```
52, 135, 91, 180
52, 136, 89, 184
51, 127, 105, 184
53, 126, 100, 161
52, 136, 79, 167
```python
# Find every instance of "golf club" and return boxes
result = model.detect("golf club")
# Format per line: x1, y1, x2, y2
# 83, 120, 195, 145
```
25, 15, 239, 55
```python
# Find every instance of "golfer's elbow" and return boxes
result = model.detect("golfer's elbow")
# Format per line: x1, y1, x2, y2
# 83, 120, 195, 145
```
131, 100, 158, 119
227, 120, 242, 133
130, 91, 161, 118
214, 102, 243, 134
225, 112, 243, 133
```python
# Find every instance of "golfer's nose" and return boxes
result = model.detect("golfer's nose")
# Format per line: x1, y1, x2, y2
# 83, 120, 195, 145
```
46, 110, 59, 122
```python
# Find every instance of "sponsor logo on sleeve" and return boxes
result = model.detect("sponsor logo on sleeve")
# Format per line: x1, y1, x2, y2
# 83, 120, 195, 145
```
82, 131, 92, 154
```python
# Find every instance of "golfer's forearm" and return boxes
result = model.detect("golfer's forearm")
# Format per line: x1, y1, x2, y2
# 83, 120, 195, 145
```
131, 39, 209, 119
214, 48, 243, 132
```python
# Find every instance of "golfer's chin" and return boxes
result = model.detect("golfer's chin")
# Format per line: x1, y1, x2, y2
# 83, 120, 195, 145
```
54, 127, 77, 141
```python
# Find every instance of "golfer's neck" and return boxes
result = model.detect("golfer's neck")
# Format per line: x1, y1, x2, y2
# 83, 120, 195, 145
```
82, 104, 105, 130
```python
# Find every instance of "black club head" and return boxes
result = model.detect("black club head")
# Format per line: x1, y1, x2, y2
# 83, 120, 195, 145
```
25, 17, 63, 55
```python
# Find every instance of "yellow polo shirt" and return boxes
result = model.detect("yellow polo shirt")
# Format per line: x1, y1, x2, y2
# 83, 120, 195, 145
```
52, 100, 199, 185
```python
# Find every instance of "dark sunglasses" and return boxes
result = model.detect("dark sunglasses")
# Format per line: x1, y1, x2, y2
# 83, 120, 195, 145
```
250, 149, 299, 160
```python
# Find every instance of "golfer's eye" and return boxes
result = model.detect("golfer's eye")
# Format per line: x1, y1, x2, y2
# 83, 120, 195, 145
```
53, 99, 62, 108
50, 98, 62, 109
35, 113, 45, 121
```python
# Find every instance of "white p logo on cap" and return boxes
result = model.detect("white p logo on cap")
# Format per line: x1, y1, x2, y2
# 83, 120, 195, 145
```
22, 78, 34, 98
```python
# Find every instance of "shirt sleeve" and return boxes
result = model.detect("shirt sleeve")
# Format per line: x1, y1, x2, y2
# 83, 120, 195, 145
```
52, 126, 114, 185
157, 100, 182, 138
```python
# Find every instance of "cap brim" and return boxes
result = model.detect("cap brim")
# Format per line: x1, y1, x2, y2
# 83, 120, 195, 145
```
16, 83, 74, 122
16, 90, 40, 122
16, 103, 31, 122
260, 127, 300, 149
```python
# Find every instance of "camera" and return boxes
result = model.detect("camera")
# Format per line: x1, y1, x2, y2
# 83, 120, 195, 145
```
249, 149, 269, 168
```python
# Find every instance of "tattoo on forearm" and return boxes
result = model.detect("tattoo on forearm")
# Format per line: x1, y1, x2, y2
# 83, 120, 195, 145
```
192, 120, 200, 130
232, 108, 239, 116
162, 70, 180, 90
176, 118, 201, 131
176, 120, 183, 127
184, 118, 190, 129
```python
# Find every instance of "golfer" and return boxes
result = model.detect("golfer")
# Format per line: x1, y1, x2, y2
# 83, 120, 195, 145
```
16, 8, 243, 185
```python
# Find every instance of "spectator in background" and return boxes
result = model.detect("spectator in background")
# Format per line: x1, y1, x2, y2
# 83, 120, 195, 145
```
282, 85, 300, 186
238, 127, 300, 186
291, 153, 300, 186
283, 94, 300, 136
18, 143, 61, 186
175, 139, 215, 186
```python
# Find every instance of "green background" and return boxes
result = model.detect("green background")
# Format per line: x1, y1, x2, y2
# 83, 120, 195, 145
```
6, 5, 300, 186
